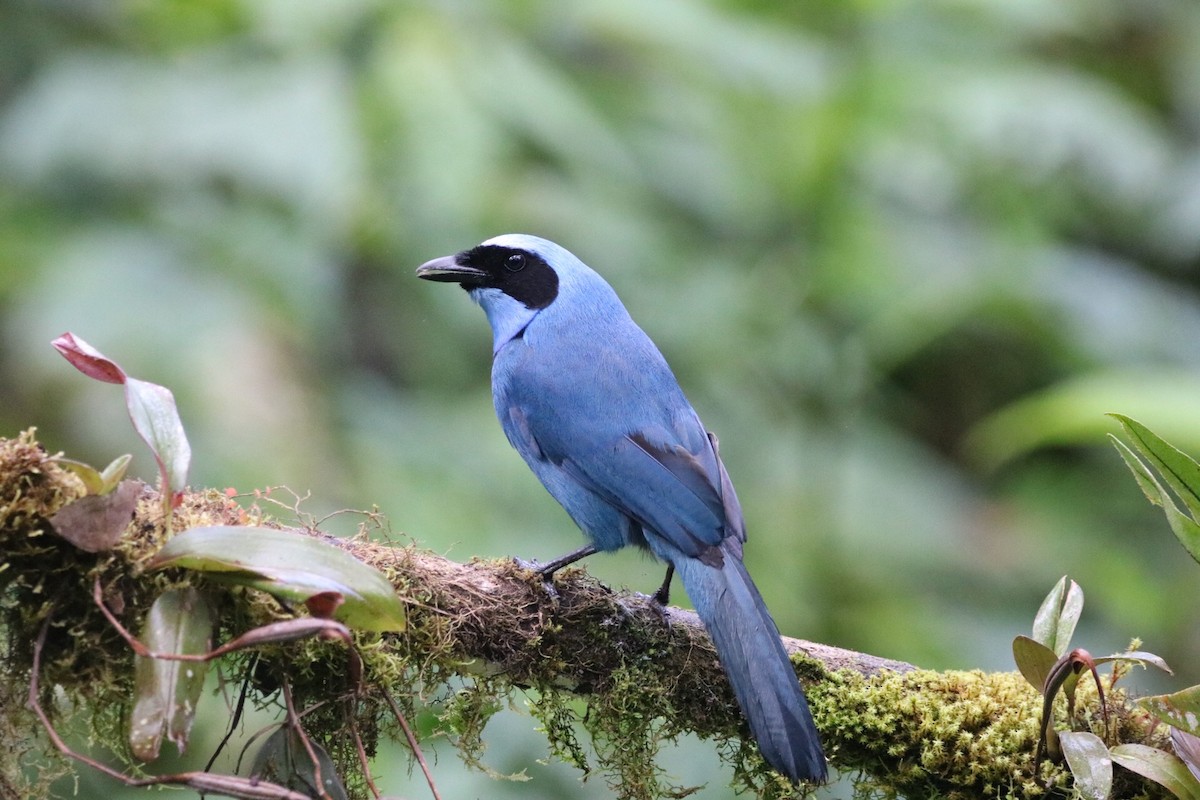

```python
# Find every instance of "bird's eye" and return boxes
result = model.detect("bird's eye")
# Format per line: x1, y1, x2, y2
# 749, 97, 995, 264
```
505, 253, 526, 272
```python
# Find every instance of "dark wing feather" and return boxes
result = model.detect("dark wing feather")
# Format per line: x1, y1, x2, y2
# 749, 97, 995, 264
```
557, 426, 741, 565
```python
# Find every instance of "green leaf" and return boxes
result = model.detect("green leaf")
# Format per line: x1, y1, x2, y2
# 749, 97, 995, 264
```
252, 725, 348, 800
1111, 436, 1167, 508
1033, 576, 1083, 656
125, 376, 191, 495
1111, 436, 1200, 566
1141, 686, 1200, 736
1060, 731, 1113, 800
129, 588, 215, 761
1111, 414, 1200, 521
1013, 634, 1058, 692
98, 453, 133, 494
1108, 438, 1200, 563
52, 454, 133, 497
147, 526, 406, 632
51, 457, 105, 495
1093, 650, 1172, 676
1111, 743, 1200, 800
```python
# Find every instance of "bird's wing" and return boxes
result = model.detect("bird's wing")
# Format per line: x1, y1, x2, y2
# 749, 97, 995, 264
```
556, 425, 743, 566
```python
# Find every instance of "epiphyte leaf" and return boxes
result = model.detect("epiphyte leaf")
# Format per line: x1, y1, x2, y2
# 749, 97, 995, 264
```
1013, 634, 1058, 692
52, 454, 132, 496
49, 479, 141, 552
129, 588, 216, 761
252, 725, 349, 800
1171, 728, 1200, 784
52, 332, 191, 502
1110, 743, 1200, 800
1032, 575, 1084, 656
147, 526, 405, 633
1059, 731, 1113, 800
1141, 686, 1200, 736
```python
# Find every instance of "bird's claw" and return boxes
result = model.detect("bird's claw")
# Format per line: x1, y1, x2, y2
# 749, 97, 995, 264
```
615, 591, 672, 629
512, 557, 560, 601
511, 556, 544, 573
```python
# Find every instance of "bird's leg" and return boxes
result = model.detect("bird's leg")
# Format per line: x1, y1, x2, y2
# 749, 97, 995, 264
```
610, 562, 675, 629
513, 544, 599, 602
514, 543, 599, 583
651, 563, 675, 606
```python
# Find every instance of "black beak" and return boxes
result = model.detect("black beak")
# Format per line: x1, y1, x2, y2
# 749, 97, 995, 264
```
416, 255, 488, 284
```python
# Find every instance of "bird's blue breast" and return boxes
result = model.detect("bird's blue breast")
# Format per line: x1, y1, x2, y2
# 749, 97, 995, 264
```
490, 281, 717, 555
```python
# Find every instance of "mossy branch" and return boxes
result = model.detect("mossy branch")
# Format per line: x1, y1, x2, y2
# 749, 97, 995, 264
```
0, 430, 1173, 799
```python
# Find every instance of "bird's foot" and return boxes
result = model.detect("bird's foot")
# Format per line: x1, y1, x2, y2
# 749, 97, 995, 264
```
511, 557, 560, 601
511, 545, 599, 602
511, 555, 545, 574
615, 590, 673, 629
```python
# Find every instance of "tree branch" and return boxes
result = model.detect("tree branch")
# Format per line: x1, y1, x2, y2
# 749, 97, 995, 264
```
0, 431, 1170, 799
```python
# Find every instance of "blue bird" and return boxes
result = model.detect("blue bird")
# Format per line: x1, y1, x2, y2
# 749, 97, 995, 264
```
417, 234, 827, 784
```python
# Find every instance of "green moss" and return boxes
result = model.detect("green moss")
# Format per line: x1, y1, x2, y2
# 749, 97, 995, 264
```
566, 663, 680, 799
0, 431, 285, 796
813, 668, 1046, 798
0, 431, 1174, 800
806, 666, 1171, 800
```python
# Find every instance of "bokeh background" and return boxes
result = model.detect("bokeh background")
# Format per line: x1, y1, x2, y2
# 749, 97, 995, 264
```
5, 1, 1200, 797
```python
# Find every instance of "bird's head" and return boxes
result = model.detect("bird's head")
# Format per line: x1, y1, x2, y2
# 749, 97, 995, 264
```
417, 234, 599, 352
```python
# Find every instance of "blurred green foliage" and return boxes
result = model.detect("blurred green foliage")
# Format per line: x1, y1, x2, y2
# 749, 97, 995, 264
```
4, 0, 1200, 797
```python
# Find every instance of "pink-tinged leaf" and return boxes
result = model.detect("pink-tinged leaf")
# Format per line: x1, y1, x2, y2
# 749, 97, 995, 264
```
129, 588, 215, 761
1059, 731, 1113, 800
1172, 729, 1200, 784
1050, 649, 1107, 725
1141, 686, 1200, 735
1037, 649, 1108, 770
124, 377, 191, 494
1111, 743, 1200, 800
1013, 634, 1058, 692
52, 332, 127, 384
53, 334, 192, 502
49, 480, 141, 552
304, 592, 345, 620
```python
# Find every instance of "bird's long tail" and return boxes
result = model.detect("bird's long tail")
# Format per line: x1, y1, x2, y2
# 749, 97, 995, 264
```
674, 552, 827, 783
